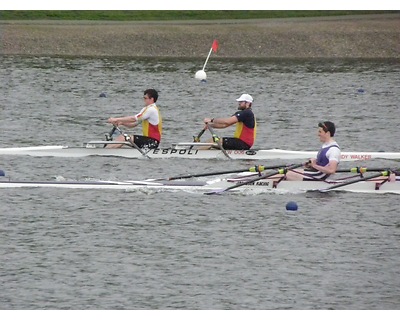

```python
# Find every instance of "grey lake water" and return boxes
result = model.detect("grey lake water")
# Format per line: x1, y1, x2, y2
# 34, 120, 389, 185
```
0, 56, 399, 309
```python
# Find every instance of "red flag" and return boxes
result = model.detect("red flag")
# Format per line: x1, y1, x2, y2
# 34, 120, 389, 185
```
212, 39, 219, 52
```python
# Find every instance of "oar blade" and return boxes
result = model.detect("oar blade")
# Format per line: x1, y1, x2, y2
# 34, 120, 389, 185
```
204, 189, 226, 195
204, 175, 256, 195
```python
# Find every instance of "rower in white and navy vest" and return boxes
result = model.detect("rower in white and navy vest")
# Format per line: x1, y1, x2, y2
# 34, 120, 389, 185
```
302, 121, 341, 180
279, 121, 341, 181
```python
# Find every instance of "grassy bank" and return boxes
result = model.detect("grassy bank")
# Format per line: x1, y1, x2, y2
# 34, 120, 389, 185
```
2, 13, 399, 58
0, 10, 395, 21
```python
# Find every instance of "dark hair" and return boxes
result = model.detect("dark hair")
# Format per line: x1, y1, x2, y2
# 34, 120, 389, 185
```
144, 89, 158, 102
318, 121, 336, 137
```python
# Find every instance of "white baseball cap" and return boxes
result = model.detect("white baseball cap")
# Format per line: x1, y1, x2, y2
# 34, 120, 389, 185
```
236, 94, 253, 103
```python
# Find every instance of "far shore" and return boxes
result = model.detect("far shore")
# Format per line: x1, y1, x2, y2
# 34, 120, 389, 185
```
1, 14, 399, 58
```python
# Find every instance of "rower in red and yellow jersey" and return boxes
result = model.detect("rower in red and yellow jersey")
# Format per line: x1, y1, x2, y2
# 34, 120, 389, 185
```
107, 89, 162, 149
203, 93, 256, 150
136, 101, 162, 143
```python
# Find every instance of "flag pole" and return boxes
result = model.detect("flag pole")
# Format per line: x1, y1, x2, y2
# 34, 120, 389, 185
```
202, 47, 213, 71
195, 39, 218, 80
202, 39, 218, 71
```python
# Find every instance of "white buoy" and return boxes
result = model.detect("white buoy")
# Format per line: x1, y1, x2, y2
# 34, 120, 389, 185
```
195, 70, 207, 80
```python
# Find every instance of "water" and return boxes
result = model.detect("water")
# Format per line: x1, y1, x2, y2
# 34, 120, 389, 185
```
0, 56, 400, 309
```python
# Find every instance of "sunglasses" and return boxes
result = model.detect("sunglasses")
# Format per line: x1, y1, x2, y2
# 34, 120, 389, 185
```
318, 122, 328, 132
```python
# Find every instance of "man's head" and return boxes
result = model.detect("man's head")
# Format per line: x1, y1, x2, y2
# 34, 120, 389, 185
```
143, 89, 158, 104
318, 121, 336, 141
236, 93, 253, 110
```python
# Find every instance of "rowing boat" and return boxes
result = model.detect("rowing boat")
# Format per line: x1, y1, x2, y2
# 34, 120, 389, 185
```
0, 142, 399, 161
1, 174, 399, 194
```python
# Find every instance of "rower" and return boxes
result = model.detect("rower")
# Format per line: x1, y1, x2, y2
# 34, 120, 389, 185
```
202, 93, 257, 150
275, 121, 341, 181
106, 88, 162, 149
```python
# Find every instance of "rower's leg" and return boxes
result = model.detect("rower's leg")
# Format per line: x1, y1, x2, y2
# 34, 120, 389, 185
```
267, 170, 304, 181
284, 170, 305, 181
105, 135, 126, 148
197, 138, 214, 150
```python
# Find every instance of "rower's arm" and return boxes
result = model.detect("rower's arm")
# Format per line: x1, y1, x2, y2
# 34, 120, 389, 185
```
108, 116, 138, 127
122, 119, 140, 128
311, 159, 339, 175
208, 115, 238, 129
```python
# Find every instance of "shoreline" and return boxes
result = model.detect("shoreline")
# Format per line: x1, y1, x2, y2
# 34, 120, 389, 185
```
1, 14, 399, 58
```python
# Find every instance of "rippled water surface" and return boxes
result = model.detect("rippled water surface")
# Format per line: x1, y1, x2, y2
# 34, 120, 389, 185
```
0, 56, 399, 309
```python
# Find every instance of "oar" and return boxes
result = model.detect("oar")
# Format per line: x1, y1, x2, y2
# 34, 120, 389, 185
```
164, 164, 285, 181
189, 127, 207, 150
336, 167, 389, 174
193, 128, 206, 143
319, 170, 391, 192
205, 162, 305, 195
114, 126, 151, 159
103, 126, 118, 148
206, 124, 231, 160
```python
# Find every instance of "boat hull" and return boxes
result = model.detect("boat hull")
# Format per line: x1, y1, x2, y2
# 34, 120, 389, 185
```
0, 145, 399, 161
1, 177, 399, 194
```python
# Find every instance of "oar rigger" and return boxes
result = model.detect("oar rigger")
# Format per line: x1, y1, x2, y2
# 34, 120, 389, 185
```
205, 162, 306, 195
319, 169, 395, 193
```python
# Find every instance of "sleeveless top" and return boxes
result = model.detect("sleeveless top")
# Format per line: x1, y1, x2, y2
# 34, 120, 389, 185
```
135, 103, 162, 142
316, 143, 341, 166
233, 108, 256, 147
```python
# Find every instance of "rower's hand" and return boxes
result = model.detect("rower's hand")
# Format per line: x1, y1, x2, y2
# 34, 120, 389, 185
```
308, 158, 317, 168
108, 118, 120, 126
204, 118, 212, 124
304, 159, 314, 168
